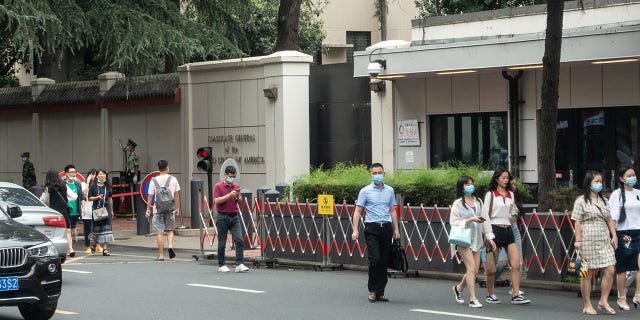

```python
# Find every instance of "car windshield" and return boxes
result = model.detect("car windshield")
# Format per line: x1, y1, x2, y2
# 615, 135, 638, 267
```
0, 187, 44, 207
0, 209, 8, 221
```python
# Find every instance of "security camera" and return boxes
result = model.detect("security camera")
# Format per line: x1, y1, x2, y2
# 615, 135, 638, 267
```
367, 59, 386, 78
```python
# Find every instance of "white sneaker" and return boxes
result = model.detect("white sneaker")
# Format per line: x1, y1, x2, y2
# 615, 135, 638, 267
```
235, 264, 250, 273
218, 265, 230, 273
508, 288, 524, 295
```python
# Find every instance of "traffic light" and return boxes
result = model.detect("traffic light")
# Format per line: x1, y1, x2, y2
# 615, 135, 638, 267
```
196, 147, 213, 172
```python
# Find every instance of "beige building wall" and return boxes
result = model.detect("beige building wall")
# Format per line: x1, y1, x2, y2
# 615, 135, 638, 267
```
179, 51, 313, 197
389, 62, 640, 183
320, 0, 418, 64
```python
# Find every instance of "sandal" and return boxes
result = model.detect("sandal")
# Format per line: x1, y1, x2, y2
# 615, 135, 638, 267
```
155, 257, 165, 261
102, 250, 110, 256
582, 307, 597, 315
68, 252, 76, 257
633, 294, 640, 309
598, 303, 616, 315
617, 297, 630, 311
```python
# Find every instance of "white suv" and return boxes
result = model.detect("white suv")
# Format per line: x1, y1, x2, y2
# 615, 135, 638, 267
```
0, 182, 68, 262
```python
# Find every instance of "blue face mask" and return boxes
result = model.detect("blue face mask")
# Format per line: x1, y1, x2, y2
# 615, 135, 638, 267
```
21, 157, 26, 161
591, 183, 603, 193
464, 185, 475, 195
372, 175, 384, 185
226, 177, 235, 184
625, 176, 637, 187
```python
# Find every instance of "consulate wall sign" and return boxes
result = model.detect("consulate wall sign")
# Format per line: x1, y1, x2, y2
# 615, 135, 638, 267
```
208, 134, 265, 165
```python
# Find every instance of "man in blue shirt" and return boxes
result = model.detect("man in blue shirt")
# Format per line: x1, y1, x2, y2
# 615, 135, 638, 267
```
351, 163, 400, 302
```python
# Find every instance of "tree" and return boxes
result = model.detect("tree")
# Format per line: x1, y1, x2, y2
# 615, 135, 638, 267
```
275, 0, 303, 51
0, 0, 325, 80
537, 0, 564, 210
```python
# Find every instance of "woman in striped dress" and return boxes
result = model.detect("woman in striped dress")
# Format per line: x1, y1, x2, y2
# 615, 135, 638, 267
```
571, 170, 618, 315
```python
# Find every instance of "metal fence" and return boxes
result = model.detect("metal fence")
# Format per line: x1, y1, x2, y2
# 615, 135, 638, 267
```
199, 197, 578, 281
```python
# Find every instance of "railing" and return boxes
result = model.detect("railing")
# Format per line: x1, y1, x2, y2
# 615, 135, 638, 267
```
198, 197, 578, 281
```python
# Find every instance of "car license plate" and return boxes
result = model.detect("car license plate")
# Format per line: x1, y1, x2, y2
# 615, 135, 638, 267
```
0, 276, 19, 291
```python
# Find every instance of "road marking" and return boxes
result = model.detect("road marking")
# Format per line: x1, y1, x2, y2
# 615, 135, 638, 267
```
62, 269, 92, 274
410, 309, 511, 320
56, 310, 79, 315
187, 283, 265, 294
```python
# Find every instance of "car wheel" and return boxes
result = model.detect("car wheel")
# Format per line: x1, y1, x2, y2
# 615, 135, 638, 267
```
18, 297, 58, 320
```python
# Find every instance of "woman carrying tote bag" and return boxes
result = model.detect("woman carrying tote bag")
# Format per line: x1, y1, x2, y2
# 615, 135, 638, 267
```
449, 175, 490, 308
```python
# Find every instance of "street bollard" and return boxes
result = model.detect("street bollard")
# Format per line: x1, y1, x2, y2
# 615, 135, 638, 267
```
191, 179, 204, 230
275, 182, 289, 200
134, 182, 149, 235
264, 189, 280, 203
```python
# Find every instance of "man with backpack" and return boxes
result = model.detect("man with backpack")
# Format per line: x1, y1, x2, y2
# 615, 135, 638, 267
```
145, 160, 180, 261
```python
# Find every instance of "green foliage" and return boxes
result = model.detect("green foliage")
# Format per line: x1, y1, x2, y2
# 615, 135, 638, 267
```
414, 0, 546, 17
0, 0, 326, 79
289, 163, 532, 206
244, 0, 325, 58
547, 185, 582, 212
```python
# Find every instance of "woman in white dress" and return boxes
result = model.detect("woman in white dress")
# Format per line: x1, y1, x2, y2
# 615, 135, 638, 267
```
450, 176, 491, 308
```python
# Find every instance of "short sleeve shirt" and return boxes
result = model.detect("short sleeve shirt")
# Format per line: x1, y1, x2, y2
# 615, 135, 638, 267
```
356, 183, 396, 223
214, 181, 240, 213
147, 175, 180, 214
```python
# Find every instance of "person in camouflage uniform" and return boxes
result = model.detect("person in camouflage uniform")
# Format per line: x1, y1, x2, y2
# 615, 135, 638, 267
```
21, 152, 36, 189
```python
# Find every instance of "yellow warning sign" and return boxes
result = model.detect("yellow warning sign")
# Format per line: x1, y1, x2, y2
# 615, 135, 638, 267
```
317, 194, 334, 215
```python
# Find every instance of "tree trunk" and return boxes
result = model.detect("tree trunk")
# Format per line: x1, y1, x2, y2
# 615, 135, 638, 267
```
537, 0, 564, 211
36, 50, 54, 78
275, 0, 302, 51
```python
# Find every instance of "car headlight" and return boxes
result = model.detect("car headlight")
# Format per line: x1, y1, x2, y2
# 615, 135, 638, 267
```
27, 242, 58, 257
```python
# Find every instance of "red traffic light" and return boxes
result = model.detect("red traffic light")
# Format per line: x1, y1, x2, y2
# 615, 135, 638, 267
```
197, 147, 212, 159
196, 147, 213, 172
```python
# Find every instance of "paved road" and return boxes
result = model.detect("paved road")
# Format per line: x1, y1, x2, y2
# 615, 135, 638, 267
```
0, 244, 596, 320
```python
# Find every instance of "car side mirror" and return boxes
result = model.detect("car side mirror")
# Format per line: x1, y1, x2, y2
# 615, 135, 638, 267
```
7, 206, 22, 218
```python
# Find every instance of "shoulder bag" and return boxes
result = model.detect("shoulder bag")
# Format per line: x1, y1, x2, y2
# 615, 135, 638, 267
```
40, 187, 50, 206
92, 186, 109, 221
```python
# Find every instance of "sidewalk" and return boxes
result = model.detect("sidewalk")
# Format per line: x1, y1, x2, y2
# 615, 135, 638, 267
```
99, 216, 261, 259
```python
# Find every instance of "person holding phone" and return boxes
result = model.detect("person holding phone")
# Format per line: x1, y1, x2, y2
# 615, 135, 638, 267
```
213, 166, 249, 273
450, 176, 491, 308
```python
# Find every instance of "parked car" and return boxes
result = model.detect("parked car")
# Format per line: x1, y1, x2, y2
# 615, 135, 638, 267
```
0, 205, 62, 320
0, 182, 67, 262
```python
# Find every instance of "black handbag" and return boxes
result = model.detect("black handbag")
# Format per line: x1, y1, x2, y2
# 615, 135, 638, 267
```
388, 238, 408, 273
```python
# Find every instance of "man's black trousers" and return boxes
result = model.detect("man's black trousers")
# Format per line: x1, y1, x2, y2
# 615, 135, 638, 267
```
364, 222, 392, 295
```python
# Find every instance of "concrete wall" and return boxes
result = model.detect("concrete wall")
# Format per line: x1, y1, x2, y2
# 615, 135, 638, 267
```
179, 51, 313, 195
0, 105, 181, 186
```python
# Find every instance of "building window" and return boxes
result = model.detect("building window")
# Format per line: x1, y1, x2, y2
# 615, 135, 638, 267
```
430, 113, 508, 168
346, 31, 371, 63
556, 107, 639, 187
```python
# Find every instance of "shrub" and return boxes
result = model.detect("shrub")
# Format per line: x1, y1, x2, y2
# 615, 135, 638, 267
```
288, 163, 532, 206
547, 185, 583, 211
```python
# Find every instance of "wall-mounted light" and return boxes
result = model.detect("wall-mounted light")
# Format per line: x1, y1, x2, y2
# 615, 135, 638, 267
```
369, 79, 385, 93
435, 70, 477, 75
263, 87, 277, 100
508, 65, 543, 70
592, 58, 638, 65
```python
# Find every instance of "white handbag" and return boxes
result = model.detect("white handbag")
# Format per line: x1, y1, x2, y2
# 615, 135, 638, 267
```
448, 225, 472, 247
40, 188, 50, 205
